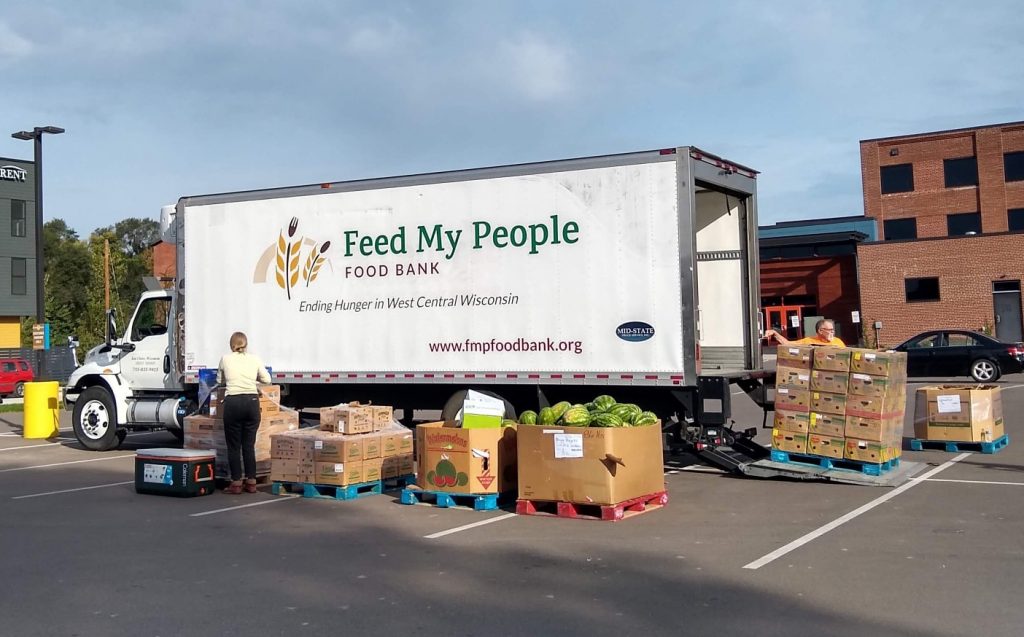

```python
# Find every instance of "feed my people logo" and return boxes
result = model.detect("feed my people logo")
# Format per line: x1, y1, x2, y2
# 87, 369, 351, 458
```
252, 217, 332, 299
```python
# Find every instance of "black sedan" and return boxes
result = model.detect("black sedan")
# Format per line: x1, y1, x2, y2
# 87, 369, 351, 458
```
893, 330, 1024, 382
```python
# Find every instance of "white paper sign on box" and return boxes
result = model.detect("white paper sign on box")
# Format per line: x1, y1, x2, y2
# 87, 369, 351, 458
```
936, 395, 962, 414
553, 433, 584, 459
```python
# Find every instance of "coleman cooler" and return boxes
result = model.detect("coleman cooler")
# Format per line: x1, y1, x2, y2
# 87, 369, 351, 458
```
135, 448, 216, 497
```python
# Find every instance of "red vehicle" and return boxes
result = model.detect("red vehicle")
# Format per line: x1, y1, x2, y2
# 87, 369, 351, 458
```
0, 359, 34, 398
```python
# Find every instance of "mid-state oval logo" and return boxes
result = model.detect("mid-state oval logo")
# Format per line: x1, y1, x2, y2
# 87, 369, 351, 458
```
616, 321, 655, 342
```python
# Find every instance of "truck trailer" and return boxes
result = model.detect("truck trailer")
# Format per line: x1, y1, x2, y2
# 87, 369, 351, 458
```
65, 146, 769, 458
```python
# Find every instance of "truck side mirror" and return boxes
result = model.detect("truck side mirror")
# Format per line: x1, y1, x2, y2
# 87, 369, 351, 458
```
106, 309, 118, 346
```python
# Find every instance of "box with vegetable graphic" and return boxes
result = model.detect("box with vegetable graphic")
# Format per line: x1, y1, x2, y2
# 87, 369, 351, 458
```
913, 385, 1004, 442
415, 421, 517, 495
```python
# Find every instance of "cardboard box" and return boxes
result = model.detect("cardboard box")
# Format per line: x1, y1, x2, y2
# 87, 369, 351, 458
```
271, 458, 314, 483
808, 433, 845, 460
811, 370, 850, 395
516, 422, 662, 505
320, 403, 374, 434
913, 385, 1004, 442
776, 364, 811, 390
812, 347, 852, 372
418, 422, 517, 495
776, 345, 814, 369
811, 391, 847, 416
774, 409, 809, 434
847, 373, 894, 398
259, 385, 281, 403
312, 460, 362, 486
808, 412, 846, 438
844, 438, 896, 464
771, 428, 807, 454
845, 394, 888, 419
775, 387, 810, 412
362, 457, 383, 482
208, 388, 280, 417
371, 405, 393, 431
270, 431, 316, 460
184, 414, 221, 434
361, 433, 382, 460
382, 456, 400, 479
311, 433, 364, 463
397, 453, 415, 476
850, 349, 907, 377
845, 415, 887, 442
381, 423, 414, 457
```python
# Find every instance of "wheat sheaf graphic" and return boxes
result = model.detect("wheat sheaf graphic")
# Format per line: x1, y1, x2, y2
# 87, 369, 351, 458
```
303, 240, 332, 287
275, 217, 303, 300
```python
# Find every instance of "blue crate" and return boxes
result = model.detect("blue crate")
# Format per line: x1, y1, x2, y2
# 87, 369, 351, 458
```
910, 434, 1009, 454
770, 448, 899, 476
399, 488, 512, 511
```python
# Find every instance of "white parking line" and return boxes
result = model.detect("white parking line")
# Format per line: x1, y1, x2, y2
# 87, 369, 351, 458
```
743, 453, 970, 570
424, 512, 518, 539
0, 454, 135, 473
190, 496, 299, 517
911, 477, 1024, 487
0, 438, 75, 451
13, 481, 134, 499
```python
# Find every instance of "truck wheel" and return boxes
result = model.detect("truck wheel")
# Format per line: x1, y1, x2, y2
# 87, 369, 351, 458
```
73, 387, 120, 451
440, 390, 517, 422
13, 382, 25, 398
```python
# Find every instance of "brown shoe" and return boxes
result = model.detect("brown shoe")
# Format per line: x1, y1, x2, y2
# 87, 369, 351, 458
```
223, 481, 243, 495
244, 479, 258, 493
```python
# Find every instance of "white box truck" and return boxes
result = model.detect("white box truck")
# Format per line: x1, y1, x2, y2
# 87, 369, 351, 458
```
65, 146, 768, 458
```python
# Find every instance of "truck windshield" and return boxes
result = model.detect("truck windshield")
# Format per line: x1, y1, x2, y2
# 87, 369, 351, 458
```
131, 298, 171, 341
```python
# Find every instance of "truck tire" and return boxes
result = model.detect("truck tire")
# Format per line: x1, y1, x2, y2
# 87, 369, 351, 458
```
440, 389, 517, 422
73, 386, 120, 451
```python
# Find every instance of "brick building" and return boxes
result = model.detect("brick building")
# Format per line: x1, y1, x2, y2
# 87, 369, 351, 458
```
858, 121, 1024, 346
759, 216, 875, 345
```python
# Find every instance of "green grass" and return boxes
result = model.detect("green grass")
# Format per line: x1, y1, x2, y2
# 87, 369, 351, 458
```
0, 403, 25, 413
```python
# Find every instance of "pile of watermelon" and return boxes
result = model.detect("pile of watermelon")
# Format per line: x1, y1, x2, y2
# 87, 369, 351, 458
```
516, 395, 658, 427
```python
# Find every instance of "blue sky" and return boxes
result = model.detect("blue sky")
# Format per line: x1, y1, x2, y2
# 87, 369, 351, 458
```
2, 1, 1022, 237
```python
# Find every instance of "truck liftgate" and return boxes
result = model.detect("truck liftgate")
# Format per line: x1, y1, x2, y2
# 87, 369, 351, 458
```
671, 376, 925, 487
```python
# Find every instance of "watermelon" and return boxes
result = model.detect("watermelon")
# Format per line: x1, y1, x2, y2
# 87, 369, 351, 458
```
519, 410, 538, 425
538, 406, 558, 425
501, 419, 518, 427
591, 412, 625, 428
584, 402, 597, 412
632, 411, 659, 426
560, 406, 591, 426
550, 401, 572, 421
592, 395, 616, 412
609, 403, 641, 422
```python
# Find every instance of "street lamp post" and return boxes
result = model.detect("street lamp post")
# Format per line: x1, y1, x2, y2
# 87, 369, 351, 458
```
12, 126, 64, 380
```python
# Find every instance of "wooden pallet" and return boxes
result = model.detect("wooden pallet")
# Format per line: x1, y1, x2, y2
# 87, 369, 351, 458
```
399, 488, 512, 511
516, 490, 669, 522
769, 449, 898, 476
910, 434, 1009, 454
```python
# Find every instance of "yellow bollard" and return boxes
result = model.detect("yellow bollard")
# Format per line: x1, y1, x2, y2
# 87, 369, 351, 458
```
23, 381, 61, 439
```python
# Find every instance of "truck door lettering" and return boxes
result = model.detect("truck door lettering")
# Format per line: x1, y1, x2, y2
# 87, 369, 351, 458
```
416, 224, 461, 260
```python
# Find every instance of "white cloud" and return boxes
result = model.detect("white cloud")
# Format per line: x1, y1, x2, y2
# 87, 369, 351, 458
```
0, 21, 33, 60
498, 32, 572, 102
345, 19, 410, 56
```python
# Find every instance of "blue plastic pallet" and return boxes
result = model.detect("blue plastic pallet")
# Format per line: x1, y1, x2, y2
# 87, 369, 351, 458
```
399, 488, 512, 511
272, 479, 381, 500
770, 448, 899, 476
910, 434, 1009, 454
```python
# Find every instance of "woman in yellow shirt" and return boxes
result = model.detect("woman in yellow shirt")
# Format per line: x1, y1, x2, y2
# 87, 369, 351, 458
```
217, 332, 271, 494
766, 319, 846, 347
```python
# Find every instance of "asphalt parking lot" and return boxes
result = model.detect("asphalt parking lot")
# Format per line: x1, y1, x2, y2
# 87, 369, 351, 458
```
1, 376, 1022, 637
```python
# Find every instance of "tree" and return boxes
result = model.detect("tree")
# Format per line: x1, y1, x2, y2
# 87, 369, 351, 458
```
21, 219, 92, 348
96, 218, 160, 257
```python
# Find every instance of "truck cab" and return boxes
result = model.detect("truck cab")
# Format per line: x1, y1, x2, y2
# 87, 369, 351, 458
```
64, 288, 189, 450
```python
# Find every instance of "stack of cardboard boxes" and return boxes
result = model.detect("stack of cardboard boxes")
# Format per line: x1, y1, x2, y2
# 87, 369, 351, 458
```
772, 346, 908, 465
183, 385, 300, 478
270, 403, 414, 487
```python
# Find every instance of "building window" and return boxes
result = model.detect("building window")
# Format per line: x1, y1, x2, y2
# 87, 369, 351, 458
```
11, 257, 26, 295
880, 164, 914, 194
11, 200, 26, 237
1009, 208, 1024, 232
883, 218, 917, 241
905, 277, 940, 303
947, 212, 981, 236
944, 156, 978, 188
1005, 151, 1024, 182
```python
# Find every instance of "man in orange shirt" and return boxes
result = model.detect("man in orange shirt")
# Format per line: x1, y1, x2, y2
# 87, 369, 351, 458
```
765, 319, 846, 347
